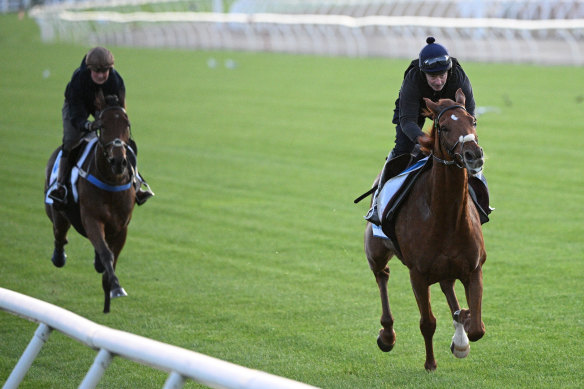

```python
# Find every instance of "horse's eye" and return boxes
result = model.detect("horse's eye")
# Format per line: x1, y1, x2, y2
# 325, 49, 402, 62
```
440, 126, 448, 132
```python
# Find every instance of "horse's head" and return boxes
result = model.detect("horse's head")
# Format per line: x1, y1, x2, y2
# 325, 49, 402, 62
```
96, 101, 131, 177
421, 89, 484, 176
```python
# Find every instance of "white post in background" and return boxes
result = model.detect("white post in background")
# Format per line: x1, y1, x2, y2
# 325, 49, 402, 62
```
213, 0, 223, 13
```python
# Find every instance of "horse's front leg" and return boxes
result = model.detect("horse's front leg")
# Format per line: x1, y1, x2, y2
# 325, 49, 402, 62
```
439, 279, 461, 315
108, 227, 129, 300
440, 279, 472, 358
462, 267, 485, 341
97, 244, 126, 313
84, 222, 124, 313
410, 270, 437, 371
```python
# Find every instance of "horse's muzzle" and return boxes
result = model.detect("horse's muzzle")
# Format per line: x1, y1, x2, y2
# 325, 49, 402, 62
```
109, 157, 128, 175
463, 147, 484, 176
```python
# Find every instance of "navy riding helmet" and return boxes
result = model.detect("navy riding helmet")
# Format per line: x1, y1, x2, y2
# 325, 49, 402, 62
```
419, 37, 452, 74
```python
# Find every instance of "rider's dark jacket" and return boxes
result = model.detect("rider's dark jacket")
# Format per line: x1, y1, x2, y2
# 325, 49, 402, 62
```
391, 58, 475, 155
64, 55, 126, 134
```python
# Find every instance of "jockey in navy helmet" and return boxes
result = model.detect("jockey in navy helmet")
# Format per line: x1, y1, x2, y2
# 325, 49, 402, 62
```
365, 37, 490, 225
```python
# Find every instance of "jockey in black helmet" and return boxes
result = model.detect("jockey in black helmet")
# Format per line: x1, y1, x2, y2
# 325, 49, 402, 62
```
365, 37, 490, 225
48, 47, 154, 206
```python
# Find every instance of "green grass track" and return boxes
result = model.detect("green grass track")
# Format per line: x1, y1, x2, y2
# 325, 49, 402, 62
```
1, 13, 583, 389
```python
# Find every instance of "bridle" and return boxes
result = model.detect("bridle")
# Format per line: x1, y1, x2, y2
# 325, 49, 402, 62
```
76, 106, 135, 192
432, 105, 480, 170
92, 106, 135, 186
95, 106, 130, 162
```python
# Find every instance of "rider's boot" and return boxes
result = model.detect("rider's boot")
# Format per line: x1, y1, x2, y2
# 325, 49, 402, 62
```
365, 152, 397, 226
469, 172, 493, 224
48, 154, 70, 205
135, 174, 154, 206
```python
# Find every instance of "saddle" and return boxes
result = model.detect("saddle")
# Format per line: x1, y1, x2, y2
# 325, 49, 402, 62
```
45, 137, 139, 237
371, 155, 491, 257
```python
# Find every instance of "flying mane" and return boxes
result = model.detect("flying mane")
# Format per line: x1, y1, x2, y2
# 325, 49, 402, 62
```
418, 106, 438, 156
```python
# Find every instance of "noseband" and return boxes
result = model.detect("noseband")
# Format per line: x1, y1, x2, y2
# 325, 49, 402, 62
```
432, 105, 480, 170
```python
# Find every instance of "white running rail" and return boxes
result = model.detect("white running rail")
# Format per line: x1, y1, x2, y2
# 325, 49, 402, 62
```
0, 287, 319, 389
27, 0, 584, 65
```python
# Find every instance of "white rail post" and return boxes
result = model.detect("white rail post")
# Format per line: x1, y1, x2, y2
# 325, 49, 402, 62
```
163, 371, 186, 389
79, 348, 114, 389
3, 323, 52, 389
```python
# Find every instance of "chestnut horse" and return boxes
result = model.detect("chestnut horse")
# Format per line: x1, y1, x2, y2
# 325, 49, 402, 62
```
45, 98, 135, 313
364, 89, 487, 370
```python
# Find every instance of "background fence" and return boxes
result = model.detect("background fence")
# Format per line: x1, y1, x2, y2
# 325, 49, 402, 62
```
0, 287, 318, 389
20, 0, 584, 65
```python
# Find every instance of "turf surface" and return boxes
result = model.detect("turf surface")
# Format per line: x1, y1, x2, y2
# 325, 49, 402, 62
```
1, 12, 583, 388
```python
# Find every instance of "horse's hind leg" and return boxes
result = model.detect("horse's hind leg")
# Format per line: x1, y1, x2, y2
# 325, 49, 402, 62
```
374, 265, 396, 351
48, 207, 70, 268
410, 270, 437, 371
365, 224, 396, 352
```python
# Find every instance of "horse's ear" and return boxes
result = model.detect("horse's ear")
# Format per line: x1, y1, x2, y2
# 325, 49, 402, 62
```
455, 88, 466, 106
423, 97, 438, 118
105, 95, 120, 107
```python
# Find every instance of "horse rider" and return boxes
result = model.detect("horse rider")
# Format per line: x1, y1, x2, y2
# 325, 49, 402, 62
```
365, 37, 490, 225
48, 46, 154, 206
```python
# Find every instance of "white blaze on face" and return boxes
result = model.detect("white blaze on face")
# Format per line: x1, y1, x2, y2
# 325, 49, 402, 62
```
451, 114, 459, 121
459, 134, 476, 143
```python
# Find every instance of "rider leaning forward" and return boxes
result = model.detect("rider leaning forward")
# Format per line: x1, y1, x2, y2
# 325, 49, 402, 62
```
48, 46, 154, 206
365, 37, 490, 225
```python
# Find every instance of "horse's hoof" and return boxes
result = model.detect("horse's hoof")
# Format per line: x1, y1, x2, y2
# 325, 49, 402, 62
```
110, 287, 127, 299
377, 335, 394, 352
424, 360, 437, 371
51, 249, 67, 268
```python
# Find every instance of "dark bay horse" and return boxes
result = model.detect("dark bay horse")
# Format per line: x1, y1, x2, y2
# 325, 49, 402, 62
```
364, 89, 487, 370
45, 98, 136, 313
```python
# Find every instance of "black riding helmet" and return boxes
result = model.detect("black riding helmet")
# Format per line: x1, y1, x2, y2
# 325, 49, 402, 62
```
85, 47, 114, 72
419, 37, 452, 74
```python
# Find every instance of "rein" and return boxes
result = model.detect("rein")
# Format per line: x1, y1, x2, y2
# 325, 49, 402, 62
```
77, 106, 134, 192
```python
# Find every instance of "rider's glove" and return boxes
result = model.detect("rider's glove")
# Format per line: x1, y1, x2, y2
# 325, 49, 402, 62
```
84, 119, 102, 132
411, 143, 422, 157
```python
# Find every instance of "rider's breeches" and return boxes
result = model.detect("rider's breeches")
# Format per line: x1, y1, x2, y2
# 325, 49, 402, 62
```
61, 101, 84, 152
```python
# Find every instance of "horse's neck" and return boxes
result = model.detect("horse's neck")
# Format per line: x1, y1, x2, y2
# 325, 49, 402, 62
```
427, 163, 470, 225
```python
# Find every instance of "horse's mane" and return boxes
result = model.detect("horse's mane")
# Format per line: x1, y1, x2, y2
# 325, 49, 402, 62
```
418, 107, 437, 155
